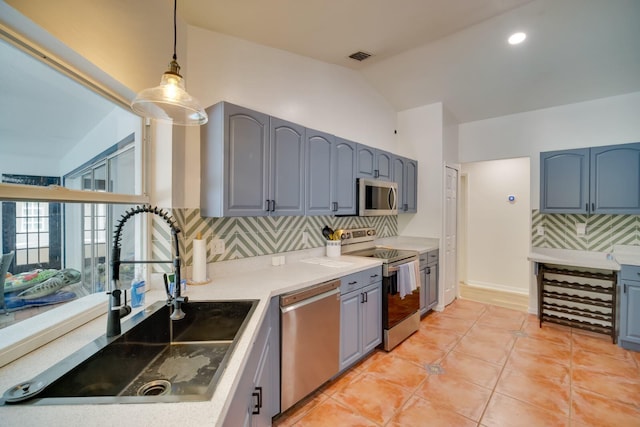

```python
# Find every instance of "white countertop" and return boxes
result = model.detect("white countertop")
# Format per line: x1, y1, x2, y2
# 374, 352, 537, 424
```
375, 236, 439, 253
0, 253, 381, 427
528, 245, 640, 270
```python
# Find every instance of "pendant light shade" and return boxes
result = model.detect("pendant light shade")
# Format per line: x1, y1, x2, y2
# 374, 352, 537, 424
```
130, 0, 207, 126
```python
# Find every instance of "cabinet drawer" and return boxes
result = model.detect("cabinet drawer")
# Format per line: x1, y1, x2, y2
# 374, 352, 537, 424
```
340, 267, 381, 295
419, 250, 439, 268
621, 265, 640, 281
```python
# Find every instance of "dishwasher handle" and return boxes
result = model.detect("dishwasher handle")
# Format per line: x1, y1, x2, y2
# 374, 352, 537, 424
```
280, 280, 340, 311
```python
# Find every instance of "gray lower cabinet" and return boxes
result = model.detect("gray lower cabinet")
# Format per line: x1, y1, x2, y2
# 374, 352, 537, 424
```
339, 267, 382, 372
419, 250, 438, 316
305, 131, 356, 215
540, 142, 640, 214
619, 265, 640, 351
356, 144, 393, 181
224, 297, 280, 426
393, 156, 418, 213
201, 102, 305, 217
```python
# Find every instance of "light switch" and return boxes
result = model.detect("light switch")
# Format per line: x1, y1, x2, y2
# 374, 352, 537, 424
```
536, 226, 545, 236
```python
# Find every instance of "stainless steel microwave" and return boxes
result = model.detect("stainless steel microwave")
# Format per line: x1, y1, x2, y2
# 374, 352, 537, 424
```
358, 179, 398, 216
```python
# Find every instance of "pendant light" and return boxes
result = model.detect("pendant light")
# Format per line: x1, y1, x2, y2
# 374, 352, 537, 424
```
131, 0, 207, 126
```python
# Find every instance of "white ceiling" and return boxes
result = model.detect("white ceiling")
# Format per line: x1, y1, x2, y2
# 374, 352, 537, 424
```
181, 0, 640, 123
1, 0, 639, 164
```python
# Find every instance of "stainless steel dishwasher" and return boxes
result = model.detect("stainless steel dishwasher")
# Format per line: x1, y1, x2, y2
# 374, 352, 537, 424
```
280, 279, 340, 412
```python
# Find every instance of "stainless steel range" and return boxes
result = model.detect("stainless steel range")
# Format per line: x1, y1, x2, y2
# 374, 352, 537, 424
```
341, 228, 420, 351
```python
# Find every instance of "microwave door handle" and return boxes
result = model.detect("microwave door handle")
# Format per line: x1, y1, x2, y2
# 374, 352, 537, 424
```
389, 187, 397, 210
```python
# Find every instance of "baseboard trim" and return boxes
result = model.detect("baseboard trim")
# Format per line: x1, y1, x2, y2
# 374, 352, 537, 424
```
459, 282, 529, 313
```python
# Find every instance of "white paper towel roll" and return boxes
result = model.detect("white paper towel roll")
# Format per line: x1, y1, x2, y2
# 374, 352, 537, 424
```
192, 238, 207, 283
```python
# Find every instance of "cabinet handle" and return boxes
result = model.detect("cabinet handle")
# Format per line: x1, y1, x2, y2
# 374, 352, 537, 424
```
265, 200, 270, 212
360, 292, 365, 303
271, 200, 276, 212
426, 267, 431, 274
370, 274, 378, 279
332, 202, 338, 211
624, 283, 628, 294
404, 203, 408, 211
586, 203, 588, 212
252, 386, 262, 415
374, 169, 379, 178
349, 281, 357, 285
591, 203, 595, 212
364, 291, 368, 303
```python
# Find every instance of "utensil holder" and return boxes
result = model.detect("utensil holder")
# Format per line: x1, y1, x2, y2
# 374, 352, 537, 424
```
326, 240, 341, 257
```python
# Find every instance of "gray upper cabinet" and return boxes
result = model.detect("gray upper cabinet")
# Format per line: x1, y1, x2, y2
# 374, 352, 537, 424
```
393, 156, 418, 213
356, 144, 393, 181
305, 132, 357, 216
590, 143, 640, 214
201, 102, 305, 217
270, 117, 305, 216
540, 148, 589, 214
333, 137, 357, 215
305, 129, 334, 215
540, 142, 640, 214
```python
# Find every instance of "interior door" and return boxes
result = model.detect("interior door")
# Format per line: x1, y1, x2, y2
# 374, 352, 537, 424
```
444, 166, 458, 306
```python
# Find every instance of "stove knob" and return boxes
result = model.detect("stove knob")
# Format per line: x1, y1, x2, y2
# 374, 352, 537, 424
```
367, 229, 375, 236
340, 233, 348, 240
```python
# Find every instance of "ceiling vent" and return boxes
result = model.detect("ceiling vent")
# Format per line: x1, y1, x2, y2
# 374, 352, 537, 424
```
348, 51, 372, 61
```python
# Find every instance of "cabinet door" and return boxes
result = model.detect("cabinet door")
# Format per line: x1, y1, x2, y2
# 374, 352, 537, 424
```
405, 159, 418, 213
333, 138, 357, 215
427, 264, 438, 310
620, 281, 640, 345
225, 104, 270, 216
356, 144, 376, 179
361, 283, 382, 354
419, 267, 428, 315
376, 150, 393, 181
590, 143, 640, 214
340, 291, 362, 371
540, 149, 589, 213
393, 156, 406, 211
270, 118, 305, 216
305, 129, 334, 215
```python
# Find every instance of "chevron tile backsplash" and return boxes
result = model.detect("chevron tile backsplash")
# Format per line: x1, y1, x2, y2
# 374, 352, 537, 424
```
531, 209, 639, 252
151, 209, 398, 271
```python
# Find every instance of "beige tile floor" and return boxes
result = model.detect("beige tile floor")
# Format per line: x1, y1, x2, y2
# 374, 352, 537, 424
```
273, 299, 640, 427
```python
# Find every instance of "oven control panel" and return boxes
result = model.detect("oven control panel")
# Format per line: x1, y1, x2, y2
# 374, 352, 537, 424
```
341, 228, 376, 244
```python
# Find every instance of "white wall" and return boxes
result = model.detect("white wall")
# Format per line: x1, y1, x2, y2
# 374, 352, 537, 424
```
396, 103, 444, 238
181, 26, 398, 207
461, 158, 531, 294
459, 91, 640, 207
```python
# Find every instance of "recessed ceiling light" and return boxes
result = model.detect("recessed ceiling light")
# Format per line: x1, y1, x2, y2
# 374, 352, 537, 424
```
508, 32, 527, 45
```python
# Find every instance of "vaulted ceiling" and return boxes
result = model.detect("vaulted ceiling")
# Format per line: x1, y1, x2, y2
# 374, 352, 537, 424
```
181, 0, 640, 122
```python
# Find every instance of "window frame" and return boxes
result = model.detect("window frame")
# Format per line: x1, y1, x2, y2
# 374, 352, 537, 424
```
0, 17, 150, 366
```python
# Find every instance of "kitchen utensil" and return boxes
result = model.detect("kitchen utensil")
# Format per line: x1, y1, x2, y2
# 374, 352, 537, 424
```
322, 226, 335, 240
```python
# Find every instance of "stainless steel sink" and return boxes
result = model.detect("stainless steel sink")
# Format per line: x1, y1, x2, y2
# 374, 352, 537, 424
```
1, 300, 257, 405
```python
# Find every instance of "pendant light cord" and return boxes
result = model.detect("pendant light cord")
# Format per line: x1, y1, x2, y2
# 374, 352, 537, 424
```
173, 0, 177, 61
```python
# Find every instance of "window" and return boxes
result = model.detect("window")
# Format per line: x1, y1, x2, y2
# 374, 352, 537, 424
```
0, 30, 148, 331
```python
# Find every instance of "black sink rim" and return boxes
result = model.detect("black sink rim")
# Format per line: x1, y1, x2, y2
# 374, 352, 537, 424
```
1, 299, 258, 405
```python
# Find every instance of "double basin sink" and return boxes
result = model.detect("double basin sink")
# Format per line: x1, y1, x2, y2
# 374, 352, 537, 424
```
2, 299, 257, 405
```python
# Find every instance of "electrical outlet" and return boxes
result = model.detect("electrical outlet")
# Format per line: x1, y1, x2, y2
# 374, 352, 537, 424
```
576, 223, 587, 237
212, 238, 225, 254
536, 225, 545, 236
301, 231, 309, 246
